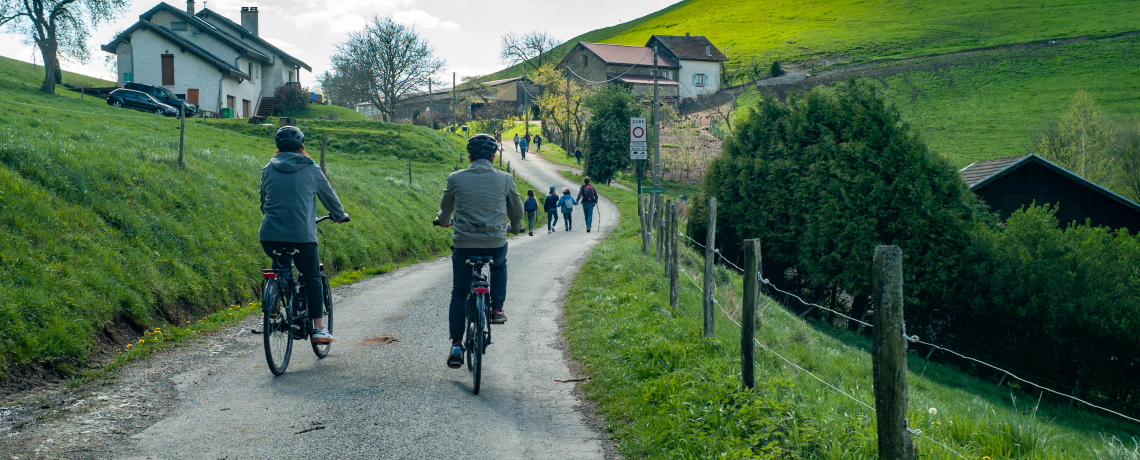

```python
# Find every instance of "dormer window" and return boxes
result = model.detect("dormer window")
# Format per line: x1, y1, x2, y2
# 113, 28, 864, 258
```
171, 21, 187, 31
705, 45, 711, 57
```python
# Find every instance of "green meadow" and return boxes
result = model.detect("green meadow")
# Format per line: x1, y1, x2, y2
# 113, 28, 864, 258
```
0, 55, 467, 378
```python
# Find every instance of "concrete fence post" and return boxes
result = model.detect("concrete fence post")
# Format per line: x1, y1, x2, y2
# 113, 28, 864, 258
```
178, 103, 186, 168
669, 201, 680, 308
703, 197, 717, 338
872, 245, 915, 460
741, 238, 761, 389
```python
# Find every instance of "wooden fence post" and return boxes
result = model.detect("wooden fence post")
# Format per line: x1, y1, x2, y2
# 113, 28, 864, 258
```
663, 200, 672, 274
703, 197, 717, 338
408, 159, 412, 186
656, 198, 666, 263
872, 245, 915, 460
741, 238, 761, 389
320, 134, 328, 174
178, 103, 185, 168
640, 195, 650, 253
669, 201, 680, 308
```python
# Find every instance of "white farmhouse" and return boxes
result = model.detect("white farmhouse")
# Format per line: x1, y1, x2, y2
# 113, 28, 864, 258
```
644, 34, 728, 100
101, 1, 310, 117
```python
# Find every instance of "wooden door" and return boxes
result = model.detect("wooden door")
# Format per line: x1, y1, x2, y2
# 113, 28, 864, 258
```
161, 54, 174, 85
242, 100, 251, 118
186, 88, 199, 104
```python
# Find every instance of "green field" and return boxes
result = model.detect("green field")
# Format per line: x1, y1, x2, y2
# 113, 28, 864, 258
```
279, 103, 369, 121
0, 56, 467, 379
560, 175, 1140, 459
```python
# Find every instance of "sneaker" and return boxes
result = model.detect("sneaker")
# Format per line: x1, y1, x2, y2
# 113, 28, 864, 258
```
529, 231, 533, 236
491, 309, 507, 324
447, 340, 463, 369
587, 226, 591, 233
311, 328, 333, 344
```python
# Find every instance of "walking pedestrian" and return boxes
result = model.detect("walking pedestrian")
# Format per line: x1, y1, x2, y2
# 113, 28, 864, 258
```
558, 187, 578, 231
494, 130, 503, 153
519, 137, 528, 159
524, 189, 539, 236
576, 176, 599, 233
513, 133, 520, 153
534, 134, 542, 152
543, 186, 559, 233
574, 147, 582, 165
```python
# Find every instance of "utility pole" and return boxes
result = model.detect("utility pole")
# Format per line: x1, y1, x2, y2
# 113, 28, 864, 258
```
652, 44, 661, 190
452, 72, 457, 132
178, 103, 185, 168
565, 75, 571, 151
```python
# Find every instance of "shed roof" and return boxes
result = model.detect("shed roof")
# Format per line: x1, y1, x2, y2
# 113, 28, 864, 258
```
579, 42, 679, 68
647, 35, 729, 62
959, 153, 1140, 214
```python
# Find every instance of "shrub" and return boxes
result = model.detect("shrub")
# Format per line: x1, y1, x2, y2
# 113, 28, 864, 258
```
584, 85, 643, 184
273, 84, 310, 115
770, 60, 785, 77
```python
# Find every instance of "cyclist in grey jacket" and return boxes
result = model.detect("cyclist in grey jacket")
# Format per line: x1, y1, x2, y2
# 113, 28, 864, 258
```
435, 134, 524, 368
259, 126, 348, 344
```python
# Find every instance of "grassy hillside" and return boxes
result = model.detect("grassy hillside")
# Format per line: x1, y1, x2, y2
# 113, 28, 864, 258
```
562, 174, 1139, 458
492, 0, 1139, 80
0, 55, 465, 379
279, 103, 369, 121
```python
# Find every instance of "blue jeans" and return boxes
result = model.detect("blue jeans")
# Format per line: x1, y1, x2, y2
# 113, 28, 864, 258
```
563, 211, 573, 229
583, 202, 595, 228
547, 210, 558, 230
449, 245, 508, 341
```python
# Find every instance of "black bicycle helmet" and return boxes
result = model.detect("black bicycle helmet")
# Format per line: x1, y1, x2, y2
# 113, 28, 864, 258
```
467, 133, 499, 160
275, 126, 305, 151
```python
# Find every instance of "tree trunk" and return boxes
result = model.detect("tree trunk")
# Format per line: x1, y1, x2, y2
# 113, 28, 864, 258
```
39, 41, 58, 94
850, 294, 870, 333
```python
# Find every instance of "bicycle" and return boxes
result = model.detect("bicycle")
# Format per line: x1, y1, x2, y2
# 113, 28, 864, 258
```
261, 215, 347, 376
463, 255, 495, 394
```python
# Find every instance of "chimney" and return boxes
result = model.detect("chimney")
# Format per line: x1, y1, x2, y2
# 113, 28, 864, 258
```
240, 7, 258, 36
186, 0, 195, 14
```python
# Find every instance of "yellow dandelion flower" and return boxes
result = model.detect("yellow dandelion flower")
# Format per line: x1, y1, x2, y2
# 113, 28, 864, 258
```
935, 421, 941, 426
126, 344, 133, 348
138, 339, 144, 343
186, 321, 191, 324
983, 457, 991, 460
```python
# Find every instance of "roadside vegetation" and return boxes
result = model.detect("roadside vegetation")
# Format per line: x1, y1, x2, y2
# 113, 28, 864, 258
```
0, 56, 464, 380
560, 176, 1140, 459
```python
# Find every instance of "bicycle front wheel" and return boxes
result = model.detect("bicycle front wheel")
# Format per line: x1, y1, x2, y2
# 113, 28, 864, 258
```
312, 271, 333, 358
470, 294, 486, 395
263, 280, 293, 376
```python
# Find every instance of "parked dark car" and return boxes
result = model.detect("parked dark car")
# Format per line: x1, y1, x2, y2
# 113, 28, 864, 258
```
123, 82, 198, 115
107, 89, 180, 117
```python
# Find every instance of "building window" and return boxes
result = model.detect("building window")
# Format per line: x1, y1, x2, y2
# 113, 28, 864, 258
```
123, 72, 132, 82
582, 55, 588, 67
248, 64, 253, 79
171, 21, 187, 31
161, 54, 174, 85
288, 71, 294, 82
693, 73, 707, 87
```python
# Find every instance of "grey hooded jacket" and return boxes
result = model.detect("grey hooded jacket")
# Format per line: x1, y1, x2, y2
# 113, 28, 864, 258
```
436, 159, 524, 248
259, 151, 347, 243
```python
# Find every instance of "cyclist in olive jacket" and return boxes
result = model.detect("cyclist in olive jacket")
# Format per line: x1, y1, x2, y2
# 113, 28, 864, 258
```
259, 126, 348, 344
435, 134, 524, 368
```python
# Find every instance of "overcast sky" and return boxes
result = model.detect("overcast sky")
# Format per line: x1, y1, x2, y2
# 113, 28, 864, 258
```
0, 0, 677, 86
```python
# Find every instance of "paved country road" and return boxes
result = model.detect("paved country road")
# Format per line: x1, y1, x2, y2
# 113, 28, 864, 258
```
0, 150, 619, 459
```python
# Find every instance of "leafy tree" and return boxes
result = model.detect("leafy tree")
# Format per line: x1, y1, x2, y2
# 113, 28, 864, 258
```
316, 71, 361, 108
531, 63, 591, 152
1117, 122, 1140, 202
0, 0, 127, 93
690, 80, 986, 332
584, 85, 642, 184
1033, 90, 1117, 188
329, 15, 445, 122
499, 30, 559, 77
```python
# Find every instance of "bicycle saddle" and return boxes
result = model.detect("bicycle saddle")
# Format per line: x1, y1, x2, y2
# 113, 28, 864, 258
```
466, 255, 494, 265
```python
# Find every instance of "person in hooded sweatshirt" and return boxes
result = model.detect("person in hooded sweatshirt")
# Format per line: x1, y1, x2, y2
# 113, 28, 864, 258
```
259, 126, 349, 344
543, 186, 560, 233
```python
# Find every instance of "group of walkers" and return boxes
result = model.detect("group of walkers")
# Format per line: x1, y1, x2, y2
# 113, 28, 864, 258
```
520, 177, 600, 235
508, 131, 541, 159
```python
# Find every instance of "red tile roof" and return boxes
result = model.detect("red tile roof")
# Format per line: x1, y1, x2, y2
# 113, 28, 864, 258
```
580, 42, 679, 68
647, 35, 729, 62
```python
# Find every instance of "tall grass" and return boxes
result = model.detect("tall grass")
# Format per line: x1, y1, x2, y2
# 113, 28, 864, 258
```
0, 55, 463, 377
562, 180, 1139, 458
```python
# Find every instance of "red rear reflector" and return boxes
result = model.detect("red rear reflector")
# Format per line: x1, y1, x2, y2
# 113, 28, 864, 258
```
263, 272, 277, 279
473, 287, 489, 294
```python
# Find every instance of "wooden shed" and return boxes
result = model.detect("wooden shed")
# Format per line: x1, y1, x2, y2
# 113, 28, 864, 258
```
959, 154, 1140, 231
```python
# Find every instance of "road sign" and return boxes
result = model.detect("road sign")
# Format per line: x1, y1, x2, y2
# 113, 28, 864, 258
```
630, 117, 647, 142
631, 150, 648, 160
630, 141, 647, 151
641, 187, 665, 193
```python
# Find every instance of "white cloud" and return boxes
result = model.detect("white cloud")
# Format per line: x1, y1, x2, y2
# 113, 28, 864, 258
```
392, 9, 459, 31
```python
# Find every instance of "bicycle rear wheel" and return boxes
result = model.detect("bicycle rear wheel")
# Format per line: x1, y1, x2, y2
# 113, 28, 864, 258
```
263, 280, 293, 376
470, 294, 486, 394
312, 272, 333, 358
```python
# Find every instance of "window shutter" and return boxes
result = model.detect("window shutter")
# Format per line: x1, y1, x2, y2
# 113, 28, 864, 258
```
161, 54, 174, 85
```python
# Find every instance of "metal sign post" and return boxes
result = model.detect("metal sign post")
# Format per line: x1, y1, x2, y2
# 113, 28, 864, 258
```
631, 117, 648, 194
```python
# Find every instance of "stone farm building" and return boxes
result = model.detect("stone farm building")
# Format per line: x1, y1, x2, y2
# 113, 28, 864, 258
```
101, 1, 310, 117
558, 34, 728, 104
356, 77, 539, 123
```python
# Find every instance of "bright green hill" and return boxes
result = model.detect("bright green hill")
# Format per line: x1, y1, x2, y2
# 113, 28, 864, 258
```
0, 55, 465, 378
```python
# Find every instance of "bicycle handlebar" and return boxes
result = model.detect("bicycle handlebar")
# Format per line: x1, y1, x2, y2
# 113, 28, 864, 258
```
316, 214, 350, 224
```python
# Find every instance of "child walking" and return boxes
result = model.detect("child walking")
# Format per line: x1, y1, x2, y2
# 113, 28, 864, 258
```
523, 189, 539, 236
557, 187, 578, 231
543, 186, 559, 233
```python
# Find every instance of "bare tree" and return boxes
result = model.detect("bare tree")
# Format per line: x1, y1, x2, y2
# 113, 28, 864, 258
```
499, 30, 559, 77
1, 0, 127, 94
317, 70, 364, 108
329, 15, 445, 121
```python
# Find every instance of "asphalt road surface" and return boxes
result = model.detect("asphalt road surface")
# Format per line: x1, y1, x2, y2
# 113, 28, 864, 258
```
0, 150, 617, 459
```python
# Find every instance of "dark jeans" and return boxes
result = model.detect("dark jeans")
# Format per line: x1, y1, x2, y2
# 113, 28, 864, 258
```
450, 244, 508, 341
563, 211, 573, 229
546, 210, 558, 230
583, 202, 595, 227
261, 241, 323, 319
526, 211, 536, 232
